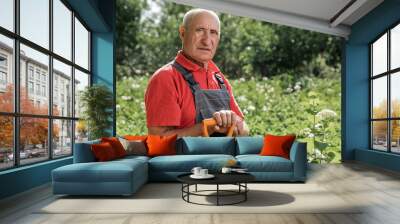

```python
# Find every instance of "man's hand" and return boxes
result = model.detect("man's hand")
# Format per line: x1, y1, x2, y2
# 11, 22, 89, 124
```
212, 110, 249, 136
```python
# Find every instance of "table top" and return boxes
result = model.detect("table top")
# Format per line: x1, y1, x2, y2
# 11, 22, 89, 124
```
177, 172, 255, 185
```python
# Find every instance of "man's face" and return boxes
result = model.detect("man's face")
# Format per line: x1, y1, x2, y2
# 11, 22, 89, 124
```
180, 12, 220, 65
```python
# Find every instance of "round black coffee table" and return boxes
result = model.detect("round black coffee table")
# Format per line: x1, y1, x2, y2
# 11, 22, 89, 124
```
177, 172, 255, 206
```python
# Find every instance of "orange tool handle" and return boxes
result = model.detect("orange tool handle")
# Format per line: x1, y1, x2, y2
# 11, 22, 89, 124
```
202, 118, 235, 137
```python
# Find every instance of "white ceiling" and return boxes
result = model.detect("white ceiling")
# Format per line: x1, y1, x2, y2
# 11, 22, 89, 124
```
170, 0, 384, 38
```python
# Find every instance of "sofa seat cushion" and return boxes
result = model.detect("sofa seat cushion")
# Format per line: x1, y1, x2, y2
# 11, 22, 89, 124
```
149, 154, 235, 172
117, 155, 150, 163
53, 159, 147, 183
236, 155, 293, 172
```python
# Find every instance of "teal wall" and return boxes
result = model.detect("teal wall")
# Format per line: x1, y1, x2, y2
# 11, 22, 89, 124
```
344, 0, 400, 171
0, 0, 115, 200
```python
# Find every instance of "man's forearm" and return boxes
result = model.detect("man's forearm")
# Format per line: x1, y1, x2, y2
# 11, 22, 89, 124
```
148, 123, 204, 137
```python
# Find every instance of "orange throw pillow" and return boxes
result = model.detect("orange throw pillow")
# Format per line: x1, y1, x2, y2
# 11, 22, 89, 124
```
124, 135, 147, 142
260, 134, 296, 159
101, 137, 127, 158
146, 134, 177, 157
91, 142, 117, 161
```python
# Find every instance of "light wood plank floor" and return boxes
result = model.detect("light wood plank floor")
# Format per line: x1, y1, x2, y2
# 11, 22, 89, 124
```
1, 162, 400, 224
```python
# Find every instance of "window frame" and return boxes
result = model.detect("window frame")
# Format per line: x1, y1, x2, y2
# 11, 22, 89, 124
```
370, 20, 400, 154
0, 0, 92, 171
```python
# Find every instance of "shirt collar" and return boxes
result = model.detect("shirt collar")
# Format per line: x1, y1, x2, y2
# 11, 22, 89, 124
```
175, 50, 220, 73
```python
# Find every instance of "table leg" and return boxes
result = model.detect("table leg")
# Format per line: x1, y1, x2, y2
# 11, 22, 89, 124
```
245, 183, 247, 201
217, 184, 219, 206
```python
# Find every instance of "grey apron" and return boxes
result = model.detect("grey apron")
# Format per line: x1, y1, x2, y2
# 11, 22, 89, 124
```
172, 61, 231, 136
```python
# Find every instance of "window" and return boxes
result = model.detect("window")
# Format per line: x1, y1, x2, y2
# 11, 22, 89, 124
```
35, 70, 41, 81
29, 67, 34, 80
0, 54, 7, 86
0, 0, 91, 170
0, 0, 14, 32
0, 34, 13, 113
28, 81, 34, 94
0, 71, 6, 85
41, 73, 46, 83
371, 23, 400, 154
75, 17, 89, 70
53, 59, 72, 117
53, 0, 72, 60
36, 83, 40, 95
20, 0, 49, 49
42, 85, 46, 97
0, 55, 7, 67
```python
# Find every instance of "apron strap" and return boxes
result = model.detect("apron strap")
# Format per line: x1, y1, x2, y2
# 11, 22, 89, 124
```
214, 73, 227, 90
172, 61, 200, 93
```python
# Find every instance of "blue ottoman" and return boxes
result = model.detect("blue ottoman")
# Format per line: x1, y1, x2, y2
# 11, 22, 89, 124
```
52, 156, 148, 196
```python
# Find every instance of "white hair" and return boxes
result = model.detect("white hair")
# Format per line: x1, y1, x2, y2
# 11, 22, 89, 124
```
182, 8, 220, 31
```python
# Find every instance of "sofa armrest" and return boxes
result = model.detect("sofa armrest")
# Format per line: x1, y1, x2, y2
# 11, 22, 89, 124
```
289, 141, 307, 181
73, 140, 100, 163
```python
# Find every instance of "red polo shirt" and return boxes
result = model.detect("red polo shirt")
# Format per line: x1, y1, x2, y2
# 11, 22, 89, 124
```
145, 51, 244, 128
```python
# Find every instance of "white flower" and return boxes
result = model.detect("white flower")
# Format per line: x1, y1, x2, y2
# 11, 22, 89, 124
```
239, 77, 246, 82
131, 83, 140, 89
243, 109, 249, 114
267, 87, 274, 93
294, 83, 301, 91
314, 149, 325, 158
248, 105, 256, 111
308, 133, 315, 138
301, 128, 311, 136
116, 104, 121, 109
286, 87, 293, 93
121, 96, 132, 101
262, 77, 268, 81
314, 123, 323, 130
262, 105, 267, 111
316, 109, 337, 119
237, 95, 247, 102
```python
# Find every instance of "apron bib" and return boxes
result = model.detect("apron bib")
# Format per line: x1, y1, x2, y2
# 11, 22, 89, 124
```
172, 61, 231, 136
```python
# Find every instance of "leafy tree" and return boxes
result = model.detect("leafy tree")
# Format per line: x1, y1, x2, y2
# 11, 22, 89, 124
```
0, 85, 59, 149
116, 0, 148, 78
116, 0, 342, 79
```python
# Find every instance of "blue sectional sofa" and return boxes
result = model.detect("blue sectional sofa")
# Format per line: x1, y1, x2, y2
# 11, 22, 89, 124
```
52, 137, 307, 196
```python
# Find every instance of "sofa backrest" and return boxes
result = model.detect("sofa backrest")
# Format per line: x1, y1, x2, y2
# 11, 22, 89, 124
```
176, 137, 236, 155
235, 136, 264, 155
73, 139, 100, 163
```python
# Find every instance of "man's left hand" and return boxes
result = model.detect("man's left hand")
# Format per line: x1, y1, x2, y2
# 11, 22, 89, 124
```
212, 110, 249, 136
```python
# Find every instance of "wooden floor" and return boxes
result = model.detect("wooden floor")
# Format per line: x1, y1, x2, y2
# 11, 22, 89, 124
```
1, 162, 400, 224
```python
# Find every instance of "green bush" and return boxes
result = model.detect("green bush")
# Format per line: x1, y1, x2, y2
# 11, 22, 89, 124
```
117, 71, 341, 163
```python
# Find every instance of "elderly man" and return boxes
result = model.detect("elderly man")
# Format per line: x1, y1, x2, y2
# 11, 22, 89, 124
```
145, 8, 249, 137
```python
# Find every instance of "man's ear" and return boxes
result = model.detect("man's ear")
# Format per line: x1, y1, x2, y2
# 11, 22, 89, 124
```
179, 25, 185, 40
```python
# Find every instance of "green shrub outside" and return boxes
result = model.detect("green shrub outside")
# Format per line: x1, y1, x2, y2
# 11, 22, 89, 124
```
117, 70, 341, 163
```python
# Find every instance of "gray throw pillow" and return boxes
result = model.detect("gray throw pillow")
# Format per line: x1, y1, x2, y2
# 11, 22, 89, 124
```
119, 138, 147, 156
